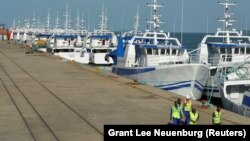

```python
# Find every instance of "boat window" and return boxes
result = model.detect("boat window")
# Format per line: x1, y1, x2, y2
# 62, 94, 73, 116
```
205, 37, 227, 44
80, 51, 85, 57
210, 47, 219, 54
157, 39, 166, 45
146, 34, 154, 37
149, 39, 154, 44
230, 38, 250, 44
168, 40, 178, 46
166, 49, 170, 55
157, 34, 166, 38
147, 49, 152, 55
246, 48, 250, 54
172, 49, 176, 55
240, 48, 245, 54
210, 68, 217, 76
234, 48, 239, 54
153, 49, 159, 55
178, 50, 184, 56
226, 48, 232, 54
160, 49, 165, 55
93, 49, 109, 53
220, 48, 225, 54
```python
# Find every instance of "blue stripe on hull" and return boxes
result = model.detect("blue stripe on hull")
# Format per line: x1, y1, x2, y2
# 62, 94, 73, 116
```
112, 67, 155, 75
161, 83, 191, 91
203, 88, 219, 93
112, 67, 205, 93
194, 83, 203, 92
157, 80, 191, 87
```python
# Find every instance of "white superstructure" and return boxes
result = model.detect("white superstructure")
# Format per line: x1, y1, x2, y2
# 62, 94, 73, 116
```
111, 0, 209, 100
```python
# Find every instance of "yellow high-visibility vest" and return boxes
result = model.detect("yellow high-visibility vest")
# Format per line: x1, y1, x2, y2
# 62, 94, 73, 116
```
189, 111, 199, 125
184, 100, 192, 111
172, 106, 181, 119
213, 111, 222, 124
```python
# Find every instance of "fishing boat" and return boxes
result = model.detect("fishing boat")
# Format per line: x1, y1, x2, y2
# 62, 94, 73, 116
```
215, 61, 250, 117
47, 34, 89, 64
196, 0, 250, 98
111, 0, 209, 100
85, 6, 117, 65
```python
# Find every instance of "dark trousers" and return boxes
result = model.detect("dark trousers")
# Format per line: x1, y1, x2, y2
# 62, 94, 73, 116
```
183, 110, 190, 125
172, 118, 181, 125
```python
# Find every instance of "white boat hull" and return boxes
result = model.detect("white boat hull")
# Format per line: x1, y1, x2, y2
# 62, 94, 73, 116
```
112, 64, 209, 100
55, 52, 89, 64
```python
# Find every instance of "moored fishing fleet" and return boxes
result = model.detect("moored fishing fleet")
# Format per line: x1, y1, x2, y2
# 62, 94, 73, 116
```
6, 0, 250, 118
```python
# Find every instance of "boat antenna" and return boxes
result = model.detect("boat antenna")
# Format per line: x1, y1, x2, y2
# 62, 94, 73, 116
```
246, 15, 248, 36
146, 0, 164, 32
32, 11, 36, 29
181, 0, 184, 44
99, 4, 108, 34
173, 16, 176, 37
55, 11, 60, 30
134, 5, 140, 35
120, 12, 123, 36
64, 4, 70, 34
76, 9, 80, 32
46, 8, 50, 31
218, 0, 237, 31
206, 14, 209, 35
81, 12, 86, 31
12, 19, 16, 30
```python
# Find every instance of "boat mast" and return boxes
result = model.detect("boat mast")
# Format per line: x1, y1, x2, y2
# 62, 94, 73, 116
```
46, 9, 51, 31
64, 4, 70, 34
32, 11, 36, 30
181, 0, 184, 44
218, 0, 237, 43
76, 9, 80, 32
246, 15, 248, 36
133, 6, 140, 36
81, 12, 86, 31
55, 11, 60, 31
218, 0, 237, 31
98, 5, 108, 34
147, 0, 164, 33
12, 19, 16, 30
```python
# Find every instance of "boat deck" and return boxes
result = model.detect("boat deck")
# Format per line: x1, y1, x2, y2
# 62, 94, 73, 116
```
0, 41, 249, 141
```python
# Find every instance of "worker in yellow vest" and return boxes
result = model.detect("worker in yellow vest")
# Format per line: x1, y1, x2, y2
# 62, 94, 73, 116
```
189, 108, 199, 125
183, 95, 192, 125
170, 101, 182, 125
212, 106, 222, 125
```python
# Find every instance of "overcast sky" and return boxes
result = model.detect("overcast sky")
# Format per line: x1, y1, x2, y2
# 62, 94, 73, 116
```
0, 0, 249, 33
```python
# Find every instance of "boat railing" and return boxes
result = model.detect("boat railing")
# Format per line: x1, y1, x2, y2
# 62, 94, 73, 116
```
188, 54, 209, 64
203, 54, 250, 67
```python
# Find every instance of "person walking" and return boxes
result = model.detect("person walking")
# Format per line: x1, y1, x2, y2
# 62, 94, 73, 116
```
183, 95, 192, 125
170, 101, 182, 125
189, 108, 199, 125
177, 98, 184, 123
212, 106, 222, 125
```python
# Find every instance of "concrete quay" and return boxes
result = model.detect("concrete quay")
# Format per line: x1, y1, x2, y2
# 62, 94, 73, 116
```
0, 41, 249, 141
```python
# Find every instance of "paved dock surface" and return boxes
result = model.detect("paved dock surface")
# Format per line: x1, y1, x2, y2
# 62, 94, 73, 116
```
0, 41, 250, 141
